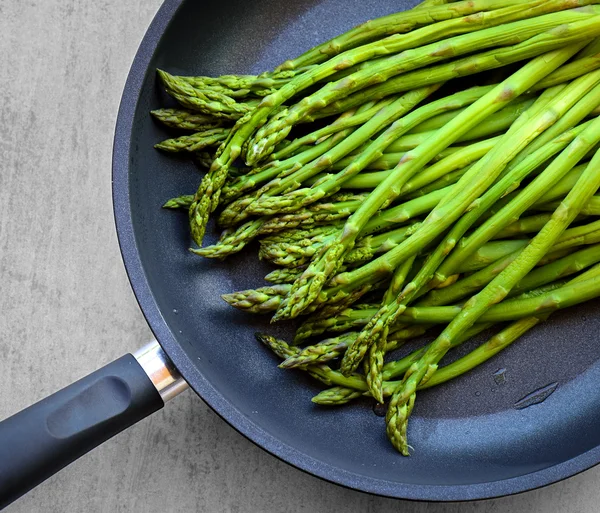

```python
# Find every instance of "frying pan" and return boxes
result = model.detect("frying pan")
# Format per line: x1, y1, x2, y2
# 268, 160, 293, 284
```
2, 0, 600, 507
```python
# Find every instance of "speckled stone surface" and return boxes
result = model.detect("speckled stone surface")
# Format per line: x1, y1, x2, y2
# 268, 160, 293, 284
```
2, 1, 600, 511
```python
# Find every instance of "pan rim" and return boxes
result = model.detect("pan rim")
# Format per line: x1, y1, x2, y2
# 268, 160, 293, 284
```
111, 0, 600, 501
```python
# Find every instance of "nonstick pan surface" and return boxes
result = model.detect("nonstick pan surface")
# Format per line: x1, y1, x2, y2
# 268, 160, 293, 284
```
113, 0, 600, 501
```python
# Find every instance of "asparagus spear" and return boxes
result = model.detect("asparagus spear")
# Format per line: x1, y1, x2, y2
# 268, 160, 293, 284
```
219, 109, 364, 205
264, 268, 305, 285
258, 196, 366, 234
338, 138, 493, 190
222, 284, 291, 314
366, 256, 417, 402
195, 195, 367, 259
322, 68, 597, 332
311, 318, 540, 404
535, 50, 600, 90
281, 325, 429, 369
319, 14, 600, 117
419, 316, 546, 389
539, 195, 600, 215
269, 97, 399, 162
158, 70, 261, 119
261, 224, 342, 245
276, 0, 534, 71
191, 12, 600, 247
508, 79, 600, 171
163, 195, 194, 210
289, 222, 600, 335
432, 83, 600, 287
386, 127, 600, 455
259, 223, 419, 268
178, 68, 315, 99
418, 0, 454, 6
247, 86, 502, 217
508, 243, 600, 297
155, 128, 230, 153
492, 213, 555, 239
344, 106, 597, 377
275, 44, 584, 322
221, 86, 438, 225
249, 7, 598, 164
151, 108, 224, 131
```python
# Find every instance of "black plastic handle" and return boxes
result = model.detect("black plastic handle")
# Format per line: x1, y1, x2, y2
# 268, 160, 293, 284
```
0, 354, 164, 509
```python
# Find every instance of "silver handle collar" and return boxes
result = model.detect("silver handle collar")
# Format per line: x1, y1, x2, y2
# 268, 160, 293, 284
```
134, 341, 188, 402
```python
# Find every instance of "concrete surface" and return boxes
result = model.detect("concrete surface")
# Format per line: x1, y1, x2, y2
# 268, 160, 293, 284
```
1, 1, 600, 511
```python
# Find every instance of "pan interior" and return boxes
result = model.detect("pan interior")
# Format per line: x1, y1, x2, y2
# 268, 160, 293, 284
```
125, 0, 600, 497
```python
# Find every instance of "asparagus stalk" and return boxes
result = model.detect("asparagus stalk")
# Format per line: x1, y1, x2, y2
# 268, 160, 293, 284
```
248, 86, 502, 217
151, 108, 224, 131
338, 142, 490, 189
386, 126, 600, 455
311, 318, 539, 404
508, 78, 600, 171
281, 325, 429, 369
406, 96, 534, 135
190, 13, 600, 247
538, 195, 600, 215
509, 243, 600, 297
219, 109, 365, 205
535, 50, 600, 90
432, 83, 600, 287
275, 44, 584, 322
270, 97, 399, 162
155, 128, 230, 153
163, 195, 194, 210
276, 0, 535, 71
290, 221, 600, 335
328, 149, 457, 175
318, 14, 600, 117
419, 316, 545, 389
366, 255, 417, 402
322, 65, 596, 323
221, 86, 439, 225
158, 70, 261, 119
249, 8, 600, 164
492, 213, 555, 239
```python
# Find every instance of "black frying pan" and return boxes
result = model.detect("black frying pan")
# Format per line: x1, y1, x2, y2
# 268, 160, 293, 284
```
2, 0, 600, 507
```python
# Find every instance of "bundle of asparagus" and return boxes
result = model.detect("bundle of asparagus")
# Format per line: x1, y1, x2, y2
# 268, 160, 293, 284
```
153, 0, 600, 455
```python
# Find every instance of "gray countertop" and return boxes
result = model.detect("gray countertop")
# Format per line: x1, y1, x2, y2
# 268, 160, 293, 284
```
2, 1, 600, 511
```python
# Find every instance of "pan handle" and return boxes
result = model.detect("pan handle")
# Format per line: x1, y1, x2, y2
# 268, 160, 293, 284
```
0, 341, 187, 509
